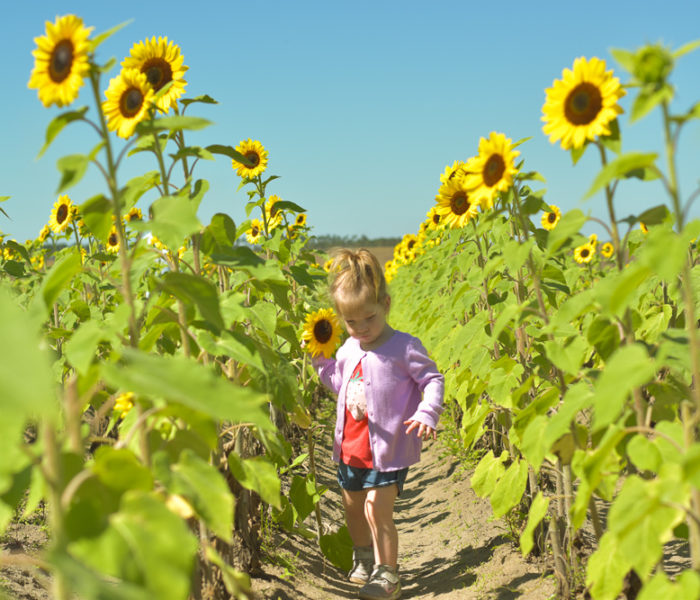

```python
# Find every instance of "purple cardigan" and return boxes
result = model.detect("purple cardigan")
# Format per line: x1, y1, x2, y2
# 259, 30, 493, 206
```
313, 330, 444, 471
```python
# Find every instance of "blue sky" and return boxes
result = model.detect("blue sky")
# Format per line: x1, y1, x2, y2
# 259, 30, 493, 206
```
3, 0, 700, 243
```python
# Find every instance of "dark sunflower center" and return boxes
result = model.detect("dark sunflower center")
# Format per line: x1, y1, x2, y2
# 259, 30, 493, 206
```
564, 82, 603, 126
450, 192, 470, 215
581, 248, 590, 258
245, 151, 261, 168
56, 204, 69, 224
142, 58, 173, 91
432, 213, 440, 225
108, 232, 118, 246
296, 215, 304, 224
483, 154, 506, 187
49, 40, 74, 83
252, 225, 259, 236
407, 240, 416, 250
313, 319, 333, 344
121, 87, 145, 118
547, 212, 557, 223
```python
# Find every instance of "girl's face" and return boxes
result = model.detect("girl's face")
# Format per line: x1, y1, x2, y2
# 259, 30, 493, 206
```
337, 296, 391, 347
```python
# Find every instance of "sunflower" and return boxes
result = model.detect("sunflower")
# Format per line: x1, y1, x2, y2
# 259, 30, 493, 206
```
640, 222, 648, 234
588, 233, 598, 248
542, 57, 626, 150
264, 195, 284, 230
293, 213, 307, 228
301, 308, 342, 359
601, 242, 614, 258
103, 68, 155, 138
114, 392, 135, 418
245, 219, 264, 244
232, 139, 268, 179
28, 15, 93, 108
463, 132, 520, 210
37, 224, 51, 243
574, 242, 595, 264
323, 258, 334, 273
49, 195, 74, 234
122, 36, 188, 113
435, 178, 480, 229
125, 207, 143, 223
541, 205, 561, 231
426, 206, 443, 231
105, 226, 120, 254
439, 160, 467, 184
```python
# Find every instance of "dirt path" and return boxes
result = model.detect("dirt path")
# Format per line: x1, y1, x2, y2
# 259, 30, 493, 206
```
251, 429, 556, 599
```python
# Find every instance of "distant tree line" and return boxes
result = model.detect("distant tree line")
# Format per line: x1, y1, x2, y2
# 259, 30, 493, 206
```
307, 234, 401, 250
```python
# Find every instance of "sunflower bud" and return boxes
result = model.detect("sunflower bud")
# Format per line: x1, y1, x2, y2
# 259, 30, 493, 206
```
634, 45, 673, 89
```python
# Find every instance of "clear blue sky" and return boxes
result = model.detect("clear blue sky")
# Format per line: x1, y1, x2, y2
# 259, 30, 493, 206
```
3, 0, 700, 243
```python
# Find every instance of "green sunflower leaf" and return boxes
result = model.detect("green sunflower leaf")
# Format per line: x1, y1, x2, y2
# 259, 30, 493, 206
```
56, 154, 89, 194
90, 19, 133, 52
79, 194, 113, 243
40, 250, 83, 311
610, 48, 636, 74
206, 144, 254, 166
160, 272, 224, 334
138, 116, 212, 134
631, 85, 674, 122
38, 107, 88, 158
519, 492, 549, 556
672, 38, 700, 59
168, 146, 214, 162
271, 200, 306, 213
583, 152, 658, 200
180, 95, 218, 107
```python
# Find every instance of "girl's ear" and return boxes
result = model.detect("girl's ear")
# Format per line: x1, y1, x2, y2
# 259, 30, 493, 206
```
384, 295, 391, 312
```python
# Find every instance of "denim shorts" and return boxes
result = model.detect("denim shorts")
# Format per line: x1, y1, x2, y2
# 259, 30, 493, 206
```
337, 462, 409, 497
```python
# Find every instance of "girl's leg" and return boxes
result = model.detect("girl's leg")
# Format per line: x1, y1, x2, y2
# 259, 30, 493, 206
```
342, 488, 372, 547
364, 485, 399, 568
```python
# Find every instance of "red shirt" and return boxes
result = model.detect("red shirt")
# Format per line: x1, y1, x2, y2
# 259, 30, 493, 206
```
340, 361, 373, 468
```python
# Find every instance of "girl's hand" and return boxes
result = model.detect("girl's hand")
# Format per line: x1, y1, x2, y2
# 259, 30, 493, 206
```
403, 419, 437, 441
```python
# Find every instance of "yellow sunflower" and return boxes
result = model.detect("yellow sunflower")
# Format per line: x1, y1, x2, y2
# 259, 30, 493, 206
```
114, 392, 135, 418
301, 308, 342, 359
542, 57, 626, 150
588, 233, 598, 247
574, 242, 596, 264
439, 160, 467, 184
38, 224, 51, 243
264, 195, 284, 230
323, 258, 334, 273
541, 205, 561, 231
232, 139, 268, 179
245, 219, 264, 244
601, 242, 614, 258
122, 36, 188, 113
49, 195, 74, 234
640, 222, 648, 234
463, 132, 520, 210
103, 68, 155, 139
435, 178, 480, 229
125, 207, 143, 223
426, 206, 443, 231
28, 15, 93, 108
105, 226, 120, 254
294, 213, 307, 228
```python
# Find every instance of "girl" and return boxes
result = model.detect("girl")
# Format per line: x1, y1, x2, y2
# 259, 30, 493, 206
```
311, 248, 444, 600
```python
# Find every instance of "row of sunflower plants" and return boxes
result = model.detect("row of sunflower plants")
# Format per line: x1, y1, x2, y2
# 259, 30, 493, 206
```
0, 15, 351, 600
386, 42, 700, 599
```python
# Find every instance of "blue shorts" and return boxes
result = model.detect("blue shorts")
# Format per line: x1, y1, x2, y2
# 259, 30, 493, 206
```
337, 462, 409, 497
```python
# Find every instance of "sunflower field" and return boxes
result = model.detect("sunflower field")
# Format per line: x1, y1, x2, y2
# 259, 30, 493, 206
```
1, 12, 700, 600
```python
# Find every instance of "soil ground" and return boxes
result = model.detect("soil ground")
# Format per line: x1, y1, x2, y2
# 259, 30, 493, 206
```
250, 422, 556, 600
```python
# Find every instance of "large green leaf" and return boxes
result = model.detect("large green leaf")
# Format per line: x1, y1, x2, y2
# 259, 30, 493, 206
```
470, 450, 508, 498
545, 209, 586, 255
40, 250, 83, 312
92, 447, 153, 493
490, 458, 528, 518
38, 107, 88, 158
519, 491, 549, 556
583, 152, 658, 200
161, 272, 224, 334
0, 285, 57, 421
227, 454, 282, 509
319, 525, 353, 571
101, 349, 273, 430
79, 194, 113, 242
148, 193, 202, 252
585, 532, 630, 600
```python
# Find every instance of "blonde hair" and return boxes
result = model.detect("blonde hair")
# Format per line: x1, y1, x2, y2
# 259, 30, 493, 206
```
329, 248, 388, 310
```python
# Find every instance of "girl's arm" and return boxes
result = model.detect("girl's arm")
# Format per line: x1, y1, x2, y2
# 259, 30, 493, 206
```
403, 337, 445, 434
311, 355, 343, 394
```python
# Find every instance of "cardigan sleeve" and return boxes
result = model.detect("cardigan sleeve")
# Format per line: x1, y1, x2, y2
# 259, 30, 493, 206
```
312, 355, 343, 395
405, 337, 444, 429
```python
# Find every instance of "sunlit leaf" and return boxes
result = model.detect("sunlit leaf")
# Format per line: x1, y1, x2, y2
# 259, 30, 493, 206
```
583, 152, 658, 200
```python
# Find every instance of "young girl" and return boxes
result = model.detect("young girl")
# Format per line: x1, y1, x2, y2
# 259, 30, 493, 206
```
311, 248, 444, 600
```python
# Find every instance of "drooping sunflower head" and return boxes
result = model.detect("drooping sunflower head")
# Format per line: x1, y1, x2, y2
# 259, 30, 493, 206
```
640, 222, 649, 234
103, 68, 156, 139
542, 57, 626, 150
434, 178, 480, 229
125, 206, 143, 223
601, 242, 614, 258
439, 160, 467, 185
245, 219, 264, 245
574, 242, 596, 264
232, 139, 268, 179
105, 226, 120, 254
301, 308, 342, 359
541, 205, 561, 231
463, 132, 520, 209
49, 195, 74, 234
28, 15, 93, 108
122, 36, 188, 113
264, 195, 284, 229
38, 224, 51, 243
